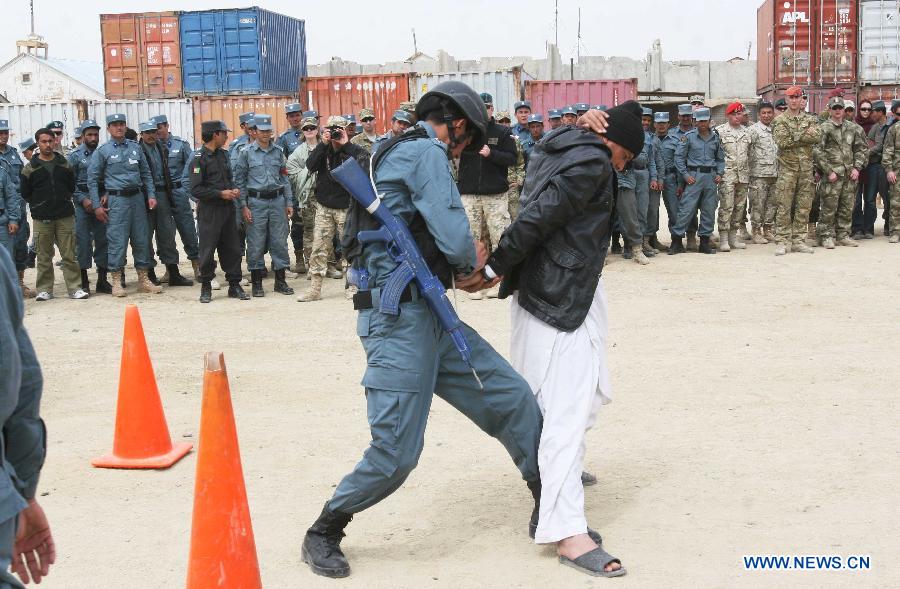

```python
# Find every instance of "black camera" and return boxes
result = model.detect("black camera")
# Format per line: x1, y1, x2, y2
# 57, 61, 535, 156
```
328, 127, 343, 140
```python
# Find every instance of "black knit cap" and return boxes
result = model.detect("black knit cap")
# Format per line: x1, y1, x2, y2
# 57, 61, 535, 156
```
602, 100, 645, 156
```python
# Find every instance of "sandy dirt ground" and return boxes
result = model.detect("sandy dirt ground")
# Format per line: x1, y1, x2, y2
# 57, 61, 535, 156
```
17, 222, 900, 589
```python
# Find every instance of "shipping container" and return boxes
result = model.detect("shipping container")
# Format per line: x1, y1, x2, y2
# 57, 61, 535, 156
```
816, 0, 857, 85
859, 0, 900, 84
180, 8, 306, 95
100, 12, 183, 99
302, 74, 411, 134
409, 68, 533, 115
0, 101, 83, 149
857, 84, 900, 102
191, 95, 298, 145
524, 79, 638, 126
90, 98, 195, 145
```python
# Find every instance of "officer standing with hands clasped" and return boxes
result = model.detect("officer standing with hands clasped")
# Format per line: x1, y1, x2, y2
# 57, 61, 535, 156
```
190, 120, 250, 303
87, 113, 162, 296
234, 114, 296, 297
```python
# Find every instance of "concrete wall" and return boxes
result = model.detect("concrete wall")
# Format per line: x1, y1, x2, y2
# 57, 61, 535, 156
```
308, 40, 757, 101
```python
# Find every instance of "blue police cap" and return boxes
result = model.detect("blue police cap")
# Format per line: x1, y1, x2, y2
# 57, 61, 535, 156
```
693, 108, 711, 121
106, 113, 127, 125
245, 116, 257, 128
46, 120, 64, 129
547, 109, 562, 119
575, 103, 590, 112
138, 120, 157, 133
303, 110, 319, 119
285, 103, 303, 114
642, 107, 653, 116
0, 119, 9, 131
528, 114, 544, 124
593, 104, 608, 111
153, 114, 169, 125
19, 137, 37, 151
238, 112, 256, 124
513, 100, 532, 111
480, 92, 494, 104
677, 104, 693, 116
392, 110, 413, 124
561, 105, 577, 115
80, 119, 100, 132
654, 112, 670, 123
344, 114, 357, 124
253, 114, 274, 131
74, 127, 82, 138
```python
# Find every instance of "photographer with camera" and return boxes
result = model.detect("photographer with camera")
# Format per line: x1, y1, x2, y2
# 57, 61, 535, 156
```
297, 116, 369, 302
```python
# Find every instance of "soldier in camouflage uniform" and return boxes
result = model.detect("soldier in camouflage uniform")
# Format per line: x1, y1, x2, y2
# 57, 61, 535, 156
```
715, 102, 752, 251
286, 116, 322, 274
747, 101, 779, 243
350, 108, 378, 152
812, 97, 868, 248
771, 86, 822, 255
497, 111, 526, 220
877, 111, 900, 243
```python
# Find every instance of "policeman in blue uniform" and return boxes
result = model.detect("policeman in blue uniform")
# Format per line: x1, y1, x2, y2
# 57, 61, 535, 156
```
511, 100, 533, 144
343, 114, 358, 139
154, 114, 200, 281
276, 103, 305, 157
67, 119, 112, 294
0, 120, 30, 294
228, 111, 256, 154
87, 113, 161, 296
654, 112, 681, 237
560, 105, 578, 126
547, 108, 562, 130
635, 107, 660, 256
0, 151, 21, 260
301, 81, 542, 579
574, 103, 590, 117
234, 114, 295, 297
670, 104, 701, 248
522, 113, 545, 162
670, 107, 724, 255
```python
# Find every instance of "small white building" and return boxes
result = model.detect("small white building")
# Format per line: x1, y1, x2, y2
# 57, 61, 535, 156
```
0, 52, 104, 103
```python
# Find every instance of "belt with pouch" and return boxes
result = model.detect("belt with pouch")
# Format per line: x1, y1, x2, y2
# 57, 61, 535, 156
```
76, 182, 89, 192
632, 161, 647, 170
107, 187, 142, 196
353, 284, 419, 311
687, 166, 715, 173
249, 189, 283, 200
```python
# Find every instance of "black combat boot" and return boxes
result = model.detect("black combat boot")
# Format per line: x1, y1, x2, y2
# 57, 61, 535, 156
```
120, 271, 127, 288
147, 267, 160, 286
699, 235, 717, 254
166, 264, 194, 287
199, 281, 212, 303
668, 234, 685, 255
26, 249, 36, 269
648, 234, 665, 250
251, 269, 265, 297
273, 268, 294, 295
228, 280, 250, 300
610, 232, 623, 254
80, 269, 90, 292
527, 480, 603, 545
95, 268, 113, 294
301, 503, 353, 578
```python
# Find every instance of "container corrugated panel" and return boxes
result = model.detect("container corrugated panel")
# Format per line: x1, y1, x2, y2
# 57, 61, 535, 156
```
89, 99, 195, 145
857, 84, 900, 101
302, 74, 411, 134
860, 0, 900, 84
180, 8, 306, 95
410, 69, 532, 114
757, 0, 777, 92
190, 95, 298, 145
816, 0, 858, 85
0, 101, 83, 150
756, 0, 815, 88
524, 79, 638, 119
100, 12, 183, 99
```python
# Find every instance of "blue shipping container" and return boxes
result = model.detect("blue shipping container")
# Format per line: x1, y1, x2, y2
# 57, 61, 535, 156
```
180, 7, 306, 95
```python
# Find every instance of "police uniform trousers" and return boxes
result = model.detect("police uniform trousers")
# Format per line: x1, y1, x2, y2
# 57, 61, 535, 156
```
717, 175, 749, 234
461, 193, 511, 249
773, 167, 815, 245
245, 195, 290, 271
171, 187, 199, 260
614, 188, 642, 247
0, 516, 24, 589
673, 171, 718, 237
0, 212, 15, 259
662, 171, 680, 231
197, 203, 243, 283
106, 194, 152, 272
12, 215, 29, 273
73, 198, 108, 270
633, 169, 654, 236
328, 296, 542, 514
748, 176, 777, 230
511, 282, 611, 544
147, 192, 180, 267
309, 204, 346, 277
816, 174, 857, 240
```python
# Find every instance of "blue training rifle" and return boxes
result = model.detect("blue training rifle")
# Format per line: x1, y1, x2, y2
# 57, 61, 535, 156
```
330, 157, 483, 389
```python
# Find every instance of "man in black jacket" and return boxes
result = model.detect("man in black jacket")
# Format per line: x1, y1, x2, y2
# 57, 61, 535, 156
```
19, 129, 88, 301
457, 92, 517, 299
297, 116, 369, 302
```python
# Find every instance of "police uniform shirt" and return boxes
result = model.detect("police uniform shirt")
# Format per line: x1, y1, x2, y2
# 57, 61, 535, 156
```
190, 146, 235, 205
234, 142, 295, 209
164, 136, 192, 186
67, 143, 96, 195
675, 130, 725, 179
87, 139, 155, 207
276, 129, 303, 157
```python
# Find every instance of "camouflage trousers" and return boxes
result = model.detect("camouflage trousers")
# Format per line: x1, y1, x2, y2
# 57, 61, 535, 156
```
309, 204, 346, 277
816, 175, 857, 240
774, 168, 815, 244
461, 193, 510, 249
717, 178, 749, 233
301, 197, 317, 262
888, 181, 900, 236
506, 186, 522, 221
749, 176, 777, 228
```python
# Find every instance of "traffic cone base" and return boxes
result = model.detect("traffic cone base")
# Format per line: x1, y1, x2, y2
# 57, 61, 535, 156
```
91, 441, 192, 469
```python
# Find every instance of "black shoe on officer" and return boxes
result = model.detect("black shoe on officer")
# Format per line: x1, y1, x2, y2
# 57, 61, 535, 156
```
699, 235, 717, 254
273, 268, 294, 295
251, 269, 265, 297
199, 281, 212, 303
26, 250, 36, 269
95, 268, 113, 294
668, 235, 685, 255
147, 267, 160, 286
302, 503, 353, 578
228, 280, 250, 300
166, 264, 194, 287
80, 268, 90, 292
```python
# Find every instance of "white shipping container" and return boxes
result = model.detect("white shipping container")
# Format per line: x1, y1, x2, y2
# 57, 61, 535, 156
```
89, 99, 195, 146
0, 102, 82, 151
860, 0, 900, 84
410, 68, 533, 115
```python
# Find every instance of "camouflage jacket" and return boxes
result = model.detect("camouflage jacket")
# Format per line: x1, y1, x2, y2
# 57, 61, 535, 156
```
350, 132, 377, 153
507, 134, 525, 189
813, 119, 868, 177
879, 122, 900, 172
772, 111, 822, 172
747, 121, 778, 177
715, 123, 751, 183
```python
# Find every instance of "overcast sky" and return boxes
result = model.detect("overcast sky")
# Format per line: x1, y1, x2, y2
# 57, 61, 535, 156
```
3, 0, 759, 68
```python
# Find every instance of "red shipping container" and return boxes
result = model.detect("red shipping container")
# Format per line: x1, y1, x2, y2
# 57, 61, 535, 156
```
191, 95, 300, 147
816, 0, 858, 85
301, 74, 411, 135
101, 12, 183, 100
524, 79, 638, 126
857, 85, 900, 103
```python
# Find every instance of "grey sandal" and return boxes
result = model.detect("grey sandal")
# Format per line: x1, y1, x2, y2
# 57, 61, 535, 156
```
559, 546, 627, 578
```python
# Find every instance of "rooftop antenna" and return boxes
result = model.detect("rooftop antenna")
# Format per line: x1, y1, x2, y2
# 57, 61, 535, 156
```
554, 0, 558, 46
412, 28, 418, 55
17, 0, 49, 58
577, 7, 582, 62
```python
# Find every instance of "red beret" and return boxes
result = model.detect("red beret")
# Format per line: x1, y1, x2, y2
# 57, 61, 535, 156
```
785, 86, 803, 97
726, 102, 745, 115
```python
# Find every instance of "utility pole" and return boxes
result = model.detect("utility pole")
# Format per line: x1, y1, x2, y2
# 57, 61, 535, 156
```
412, 28, 418, 55
554, 0, 558, 46
30, 0, 35, 34
577, 7, 582, 62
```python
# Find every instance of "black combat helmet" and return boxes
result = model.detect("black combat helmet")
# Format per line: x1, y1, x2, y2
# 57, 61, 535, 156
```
415, 81, 488, 148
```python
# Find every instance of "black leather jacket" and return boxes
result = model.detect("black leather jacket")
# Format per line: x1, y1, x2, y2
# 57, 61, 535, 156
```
456, 119, 517, 194
487, 126, 615, 331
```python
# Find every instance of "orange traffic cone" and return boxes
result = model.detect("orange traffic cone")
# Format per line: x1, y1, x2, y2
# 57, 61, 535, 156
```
186, 352, 262, 589
92, 305, 192, 469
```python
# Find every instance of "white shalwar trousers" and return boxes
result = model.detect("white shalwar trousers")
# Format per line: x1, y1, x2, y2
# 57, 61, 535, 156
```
511, 281, 612, 544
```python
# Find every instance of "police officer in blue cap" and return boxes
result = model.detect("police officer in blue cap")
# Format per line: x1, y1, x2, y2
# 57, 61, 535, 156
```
88, 113, 161, 296
574, 103, 590, 116
277, 103, 305, 157
653, 111, 680, 239
343, 114, 358, 140
0, 140, 22, 262
0, 119, 33, 297
635, 106, 661, 256
548, 109, 562, 130
371, 111, 414, 156
512, 100, 533, 144
560, 105, 578, 126
67, 119, 112, 294
230, 111, 256, 153
670, 104, 701, 249
522, 113, 545, 161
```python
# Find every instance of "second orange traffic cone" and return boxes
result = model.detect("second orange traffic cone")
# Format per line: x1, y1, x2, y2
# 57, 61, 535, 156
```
185, 352, 262, 589
92, 305, 192, 469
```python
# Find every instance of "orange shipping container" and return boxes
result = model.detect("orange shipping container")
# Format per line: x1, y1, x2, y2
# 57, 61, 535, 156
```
101, 12, 183, 99
301, 74, 411, 135
191, 95, 300, 147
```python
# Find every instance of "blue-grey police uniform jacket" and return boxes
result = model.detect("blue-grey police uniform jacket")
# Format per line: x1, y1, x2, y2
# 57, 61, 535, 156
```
87, 139, 155, 208
276, 128, 303, 158
0, 168, 22, 224
67, 143, 96, 199
141, 141, 166, 186
657, 132, 680, 175
651, 134, 666, 184
164, 136, 192, 187
0, 146, 24, 223
675, 129, 725, 180
640, 130, 659, 182
228, 134, 251, 171
233, 142, 296, 209
511, 122, 531, 146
